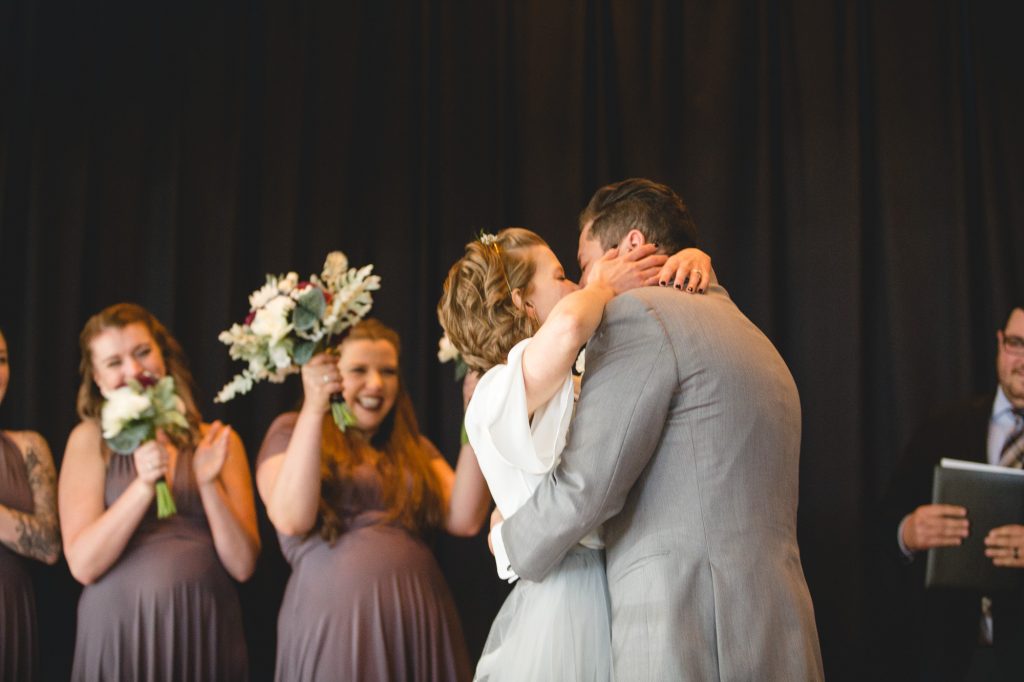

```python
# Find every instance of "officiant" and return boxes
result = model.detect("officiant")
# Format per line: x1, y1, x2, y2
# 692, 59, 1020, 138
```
873, 305, 1024, 681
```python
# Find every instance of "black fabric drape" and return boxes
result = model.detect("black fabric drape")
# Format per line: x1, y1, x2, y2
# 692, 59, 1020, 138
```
1, 1, 1021, 680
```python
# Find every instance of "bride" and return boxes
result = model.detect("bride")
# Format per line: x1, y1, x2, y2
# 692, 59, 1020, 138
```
438, 227, 711, 680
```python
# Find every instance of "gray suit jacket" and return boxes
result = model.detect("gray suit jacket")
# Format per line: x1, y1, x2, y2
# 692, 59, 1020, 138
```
502, 285, 824, 681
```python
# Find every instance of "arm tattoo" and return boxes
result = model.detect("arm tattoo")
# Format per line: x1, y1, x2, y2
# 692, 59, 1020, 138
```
2, 439, 61, 562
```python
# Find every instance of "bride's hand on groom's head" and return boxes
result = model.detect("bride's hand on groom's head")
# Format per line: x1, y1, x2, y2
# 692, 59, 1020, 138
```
657, 248, 715, 293
588, 244, 666, 296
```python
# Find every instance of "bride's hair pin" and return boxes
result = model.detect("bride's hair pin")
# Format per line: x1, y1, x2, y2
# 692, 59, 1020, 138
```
479, 231, 514, 297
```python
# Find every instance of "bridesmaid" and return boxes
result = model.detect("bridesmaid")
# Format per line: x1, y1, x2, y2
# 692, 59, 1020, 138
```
0, 327, 61, 681
256, 318, 491, 681
59, 303, 260, 681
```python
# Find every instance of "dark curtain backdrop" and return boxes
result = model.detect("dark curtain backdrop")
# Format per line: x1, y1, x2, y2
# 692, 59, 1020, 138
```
1, 1, 1022, 680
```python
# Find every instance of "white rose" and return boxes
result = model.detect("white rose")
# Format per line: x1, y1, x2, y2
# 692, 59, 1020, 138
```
101, 388, 152, 439
437, 335, 460, 363
250, 296, 295, 343
289, 282, 314, 301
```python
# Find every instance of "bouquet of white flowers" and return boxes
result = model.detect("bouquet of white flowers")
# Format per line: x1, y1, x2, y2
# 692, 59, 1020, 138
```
101, 374, 189, 518
437, 333, 468, 380
216, 251, 380, 429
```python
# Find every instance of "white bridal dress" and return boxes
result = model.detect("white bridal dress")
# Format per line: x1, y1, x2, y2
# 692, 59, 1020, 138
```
465, 339, 612, 682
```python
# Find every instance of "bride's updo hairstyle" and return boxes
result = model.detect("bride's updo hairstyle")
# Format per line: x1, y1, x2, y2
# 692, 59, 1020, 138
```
438, 227, 547, 373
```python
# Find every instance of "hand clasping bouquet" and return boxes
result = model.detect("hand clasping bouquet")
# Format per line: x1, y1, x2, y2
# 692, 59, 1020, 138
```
215, 251, 381, 430
101, 374, 189, 518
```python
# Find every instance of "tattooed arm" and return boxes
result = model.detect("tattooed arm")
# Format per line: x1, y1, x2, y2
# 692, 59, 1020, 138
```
0, 430, 61, 564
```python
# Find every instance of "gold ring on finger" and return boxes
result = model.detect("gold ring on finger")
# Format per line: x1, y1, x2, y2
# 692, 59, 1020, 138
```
1014, 547, 1019, 560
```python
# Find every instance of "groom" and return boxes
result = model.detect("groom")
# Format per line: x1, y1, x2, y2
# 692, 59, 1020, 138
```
491, 178, 824, 680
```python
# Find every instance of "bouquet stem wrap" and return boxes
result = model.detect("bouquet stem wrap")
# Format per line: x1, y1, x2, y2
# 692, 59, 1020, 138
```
155, 480, 177, 518
331, 398, 357, 432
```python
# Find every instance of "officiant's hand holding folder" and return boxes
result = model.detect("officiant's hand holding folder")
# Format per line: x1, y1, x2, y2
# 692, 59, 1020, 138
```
926, 459, 1024, 592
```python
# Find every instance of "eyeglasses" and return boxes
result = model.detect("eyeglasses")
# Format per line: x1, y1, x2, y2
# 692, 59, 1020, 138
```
1003, 334, 1024, 357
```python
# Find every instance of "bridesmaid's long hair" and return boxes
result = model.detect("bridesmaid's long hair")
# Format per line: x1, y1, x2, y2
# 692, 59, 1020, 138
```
315, 319, 446, 543
76, 302, 203, 449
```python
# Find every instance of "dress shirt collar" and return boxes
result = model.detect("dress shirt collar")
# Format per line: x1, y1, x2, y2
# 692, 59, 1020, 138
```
992, 386, 1019, 424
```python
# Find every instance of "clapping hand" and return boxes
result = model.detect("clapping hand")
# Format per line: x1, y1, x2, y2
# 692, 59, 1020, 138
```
193, 421, 232, 485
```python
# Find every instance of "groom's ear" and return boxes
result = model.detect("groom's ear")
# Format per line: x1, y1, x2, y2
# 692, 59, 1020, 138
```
620, 228, 648, 253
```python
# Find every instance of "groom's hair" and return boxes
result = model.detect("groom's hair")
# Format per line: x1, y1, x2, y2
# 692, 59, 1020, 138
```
579, 178, 699, 254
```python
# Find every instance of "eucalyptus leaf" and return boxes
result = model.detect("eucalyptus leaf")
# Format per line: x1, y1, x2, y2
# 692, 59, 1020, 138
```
293, 339, 316, 366
157, 410, 190, 431
106, 422, 152, 455
153, 377, 176, 400
293, 288, 326, 331
454, 359, 468, 381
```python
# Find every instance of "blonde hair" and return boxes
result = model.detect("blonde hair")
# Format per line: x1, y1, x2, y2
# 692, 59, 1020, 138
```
76, 303, 202, 449
437, 227, 546, 373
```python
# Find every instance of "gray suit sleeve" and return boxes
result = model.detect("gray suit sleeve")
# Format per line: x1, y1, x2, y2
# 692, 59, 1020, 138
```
502, 293, 677, 581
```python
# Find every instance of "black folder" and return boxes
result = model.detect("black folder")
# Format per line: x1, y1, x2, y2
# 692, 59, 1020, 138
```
926, 458, 1024, 592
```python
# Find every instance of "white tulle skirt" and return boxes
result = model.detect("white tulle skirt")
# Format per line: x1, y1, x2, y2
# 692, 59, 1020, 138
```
475, 546, 612, 682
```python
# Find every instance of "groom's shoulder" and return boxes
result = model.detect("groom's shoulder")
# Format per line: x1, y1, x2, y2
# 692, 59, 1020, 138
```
609, 284, 733, 321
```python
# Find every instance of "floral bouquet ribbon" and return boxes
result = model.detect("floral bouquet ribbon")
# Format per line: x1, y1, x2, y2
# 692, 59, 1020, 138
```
216, 251, 380, 430
101, 374, 189, 518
